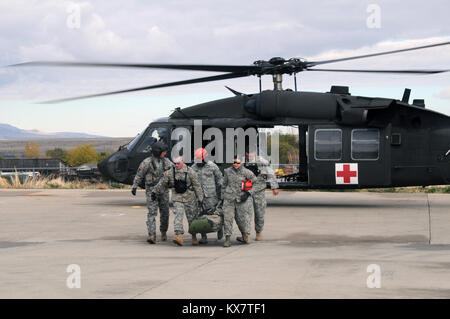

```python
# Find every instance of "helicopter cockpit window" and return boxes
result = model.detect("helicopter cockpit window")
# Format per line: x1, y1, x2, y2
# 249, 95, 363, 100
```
126, 130, 144, 151
351, 129, 380, 160
136, 127, 169, 153
314, 129, 342, 160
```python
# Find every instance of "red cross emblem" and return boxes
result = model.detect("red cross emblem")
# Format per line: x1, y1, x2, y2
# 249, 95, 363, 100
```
335, 163, 358, 184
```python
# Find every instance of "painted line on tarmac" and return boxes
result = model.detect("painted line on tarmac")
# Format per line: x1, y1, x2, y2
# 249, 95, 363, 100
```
132, 244, 244, 298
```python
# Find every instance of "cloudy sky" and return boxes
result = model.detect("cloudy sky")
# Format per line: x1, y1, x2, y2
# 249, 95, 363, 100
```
0, 0, 449, 137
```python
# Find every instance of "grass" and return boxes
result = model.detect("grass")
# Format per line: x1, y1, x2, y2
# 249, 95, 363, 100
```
0, 173, 130, 190
364, 186, 450, 193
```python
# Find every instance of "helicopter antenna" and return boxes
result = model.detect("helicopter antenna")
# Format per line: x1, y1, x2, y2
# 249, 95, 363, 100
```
225, 86, 244, 96
401, 88, 411, 103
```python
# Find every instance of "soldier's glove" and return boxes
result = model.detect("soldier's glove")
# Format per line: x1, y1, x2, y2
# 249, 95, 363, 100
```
151, 192, 157, 201
131, 188, 137, 196
240, 191, 250, 202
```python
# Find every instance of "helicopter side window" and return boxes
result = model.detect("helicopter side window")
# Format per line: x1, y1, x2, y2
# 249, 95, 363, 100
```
136, 127, 169, 153
314, 129, 342, 160
351, 129, 380, 160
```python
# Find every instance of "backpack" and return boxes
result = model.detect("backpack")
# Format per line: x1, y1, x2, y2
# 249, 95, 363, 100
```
173, 167, 188, 194
189, 215, 223, 233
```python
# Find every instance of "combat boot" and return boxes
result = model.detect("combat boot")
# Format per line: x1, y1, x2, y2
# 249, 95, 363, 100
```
237, 233, 250, 244
146, 236, 156, 244
255, 232, 262, 241
191, 234, 199, 245
172, 234, 184, 246
244, 233, 251, 244
161, 232, 167, 241
199, 233, 208, 244
223, 235, 231, 248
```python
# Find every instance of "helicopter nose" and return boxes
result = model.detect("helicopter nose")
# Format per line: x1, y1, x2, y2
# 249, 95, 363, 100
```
97, 157, 110, 179
98, 151, 129, 182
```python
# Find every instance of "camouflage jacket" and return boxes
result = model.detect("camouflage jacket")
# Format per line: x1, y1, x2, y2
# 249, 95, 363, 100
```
221, 166, 257, 202
132, 156, 173, 189
153, 165, 204, 203
191, 161, 223, 198
245, 156, 279, 193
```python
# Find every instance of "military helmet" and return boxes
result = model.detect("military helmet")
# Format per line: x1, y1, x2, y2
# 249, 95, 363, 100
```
194, 148, 208, 161
151, 141, 168, 157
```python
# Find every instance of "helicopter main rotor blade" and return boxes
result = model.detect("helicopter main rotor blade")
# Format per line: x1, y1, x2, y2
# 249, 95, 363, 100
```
11, 61, 258, 73
307, 68, 450, 74
307, 41, 450, 67
40, 72, 250, 104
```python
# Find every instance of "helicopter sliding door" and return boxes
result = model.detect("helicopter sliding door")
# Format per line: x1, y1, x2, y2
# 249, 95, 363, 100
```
308, 125, 391, 188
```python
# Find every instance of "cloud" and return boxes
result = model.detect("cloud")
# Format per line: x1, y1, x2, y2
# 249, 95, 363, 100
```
305, 37, 450, 66
0, 0, 449, 136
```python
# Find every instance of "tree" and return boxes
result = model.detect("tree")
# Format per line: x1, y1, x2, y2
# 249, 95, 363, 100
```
46, 148, 67, 161
65, 144, 99, 166
97, 152, 111, 163
24, 142, 40, 158
267, 133, 299, 164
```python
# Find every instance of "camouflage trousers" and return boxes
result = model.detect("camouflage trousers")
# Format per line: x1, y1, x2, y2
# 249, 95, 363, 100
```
251, 190, 267, 233
173, 201, 198, 235
223, 198, 252, 237
145, 187, 170, 237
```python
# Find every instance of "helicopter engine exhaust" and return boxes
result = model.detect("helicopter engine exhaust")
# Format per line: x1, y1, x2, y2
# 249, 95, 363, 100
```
244, 90, 393, 125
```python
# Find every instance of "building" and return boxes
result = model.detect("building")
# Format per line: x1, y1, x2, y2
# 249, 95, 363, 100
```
0, 158, 70, 175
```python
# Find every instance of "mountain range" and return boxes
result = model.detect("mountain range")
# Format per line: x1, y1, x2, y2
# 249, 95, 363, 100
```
0, 123, 106, 139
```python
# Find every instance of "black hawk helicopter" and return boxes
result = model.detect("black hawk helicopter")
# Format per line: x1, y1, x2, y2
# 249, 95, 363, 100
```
12, 42, 450, 189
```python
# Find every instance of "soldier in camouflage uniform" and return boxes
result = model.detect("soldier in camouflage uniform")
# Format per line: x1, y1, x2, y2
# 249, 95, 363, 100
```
191, 148, 223, 244
245, 151, 279, 241
152, 157, 204, 246
131, 141, 173, 244
221, 157, 257, 248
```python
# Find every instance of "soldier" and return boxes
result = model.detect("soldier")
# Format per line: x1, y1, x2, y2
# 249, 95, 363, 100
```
152, 157, 204, 246
131, 141, 173, 244
191, 148, 223, 244
221, 156, 257, 248
245, 151, 279, 241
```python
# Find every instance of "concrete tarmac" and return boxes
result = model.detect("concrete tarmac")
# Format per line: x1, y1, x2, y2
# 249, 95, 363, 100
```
0, 189, 449, 298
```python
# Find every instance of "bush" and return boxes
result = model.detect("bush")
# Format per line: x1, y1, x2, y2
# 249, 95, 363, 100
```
46, 148, 68, 161
24, 142, 40, 158
65, 144, 99, 166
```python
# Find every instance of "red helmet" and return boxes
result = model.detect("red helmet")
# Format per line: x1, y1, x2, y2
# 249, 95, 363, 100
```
241, 179, 253, 191
194, 148, 208, 161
